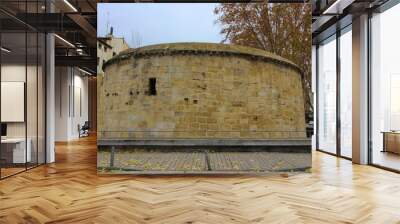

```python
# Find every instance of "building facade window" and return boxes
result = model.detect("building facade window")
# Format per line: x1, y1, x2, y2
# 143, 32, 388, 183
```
339, 26, 352, 158
0, 1, 46, 179
370, 3, 400, 171
148, 78, 157, 95
313, 0, 400, 171
315, 24, 353, 160
317, 35, 337, 155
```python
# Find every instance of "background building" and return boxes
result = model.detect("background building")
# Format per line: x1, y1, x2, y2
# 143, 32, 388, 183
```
97, 27, 130, 76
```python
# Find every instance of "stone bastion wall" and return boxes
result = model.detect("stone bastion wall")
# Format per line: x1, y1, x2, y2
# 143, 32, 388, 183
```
98, 43, 306, 140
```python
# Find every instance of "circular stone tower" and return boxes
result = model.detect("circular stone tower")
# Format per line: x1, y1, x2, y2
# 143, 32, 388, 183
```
99, 43, 306, 141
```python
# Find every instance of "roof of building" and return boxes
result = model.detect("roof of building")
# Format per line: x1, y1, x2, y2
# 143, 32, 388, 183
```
97, 38, 113, 49
103, 42, 302, 75
98, 35, 129, 48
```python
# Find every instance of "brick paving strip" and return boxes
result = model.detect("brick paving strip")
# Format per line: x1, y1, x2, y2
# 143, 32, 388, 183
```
98, 150, 311, 173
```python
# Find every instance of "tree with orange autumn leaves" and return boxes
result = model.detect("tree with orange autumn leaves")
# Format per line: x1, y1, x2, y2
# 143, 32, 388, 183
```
215, 3, 313, 121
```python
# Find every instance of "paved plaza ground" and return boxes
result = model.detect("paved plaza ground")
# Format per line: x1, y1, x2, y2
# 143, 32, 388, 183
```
98, 149, 311, 174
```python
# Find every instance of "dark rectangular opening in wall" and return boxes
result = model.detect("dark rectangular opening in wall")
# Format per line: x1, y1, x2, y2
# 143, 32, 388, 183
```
149, 78, 157, 95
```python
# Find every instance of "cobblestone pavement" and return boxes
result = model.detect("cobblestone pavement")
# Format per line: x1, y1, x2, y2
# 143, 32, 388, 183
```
98, 150, 310, 173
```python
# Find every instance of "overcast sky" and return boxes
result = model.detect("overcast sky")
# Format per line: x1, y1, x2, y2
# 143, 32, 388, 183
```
97, 3, 224, 48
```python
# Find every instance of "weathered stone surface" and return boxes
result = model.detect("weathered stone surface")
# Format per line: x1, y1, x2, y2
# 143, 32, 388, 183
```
98, 42, 306, 140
